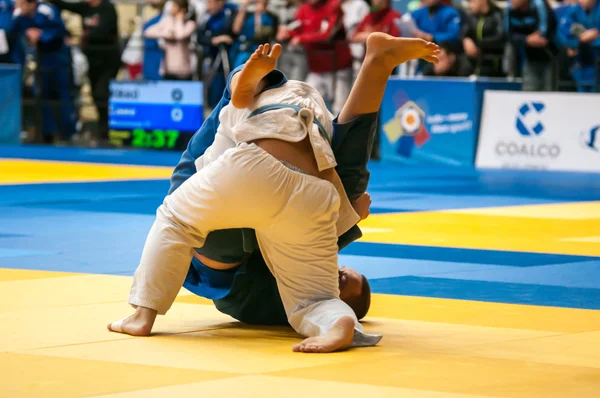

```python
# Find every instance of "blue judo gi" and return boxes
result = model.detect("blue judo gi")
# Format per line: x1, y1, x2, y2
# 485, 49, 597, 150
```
168, 65, 378, 325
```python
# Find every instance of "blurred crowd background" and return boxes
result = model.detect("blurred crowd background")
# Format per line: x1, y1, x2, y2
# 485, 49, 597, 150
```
0, 0, 598, 147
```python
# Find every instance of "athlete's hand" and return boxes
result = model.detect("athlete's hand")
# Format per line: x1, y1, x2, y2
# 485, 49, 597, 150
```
352, 192, 371, 221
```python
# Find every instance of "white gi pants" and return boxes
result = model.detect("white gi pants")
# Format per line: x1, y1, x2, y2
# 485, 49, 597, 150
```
129, 142, 362, 338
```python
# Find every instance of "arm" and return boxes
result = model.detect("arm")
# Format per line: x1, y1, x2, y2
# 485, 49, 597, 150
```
432, 8, 461, 43
143, 17, 166, 39
48, 0, 88, 15
558, 8, 580, 48
37, 3, 66, 43
292, 5, 344, 44
232, 2, 248, 35
193, 118, 236, 171
85, 3, 117, 41
173, 19, 196, 40
533, 0, 549, 37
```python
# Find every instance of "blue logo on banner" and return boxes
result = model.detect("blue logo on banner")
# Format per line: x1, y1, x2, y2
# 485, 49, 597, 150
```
516, 102, 545, 136
582, 125, 600, 152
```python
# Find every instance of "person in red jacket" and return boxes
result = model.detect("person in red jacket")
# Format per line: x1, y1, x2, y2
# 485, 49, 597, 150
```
277, 0, 353, 115
351, 0, 402, 43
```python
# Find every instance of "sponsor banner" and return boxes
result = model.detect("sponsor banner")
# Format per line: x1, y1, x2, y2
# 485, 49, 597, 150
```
380, 78, 520, 166
476, 91, 600, 172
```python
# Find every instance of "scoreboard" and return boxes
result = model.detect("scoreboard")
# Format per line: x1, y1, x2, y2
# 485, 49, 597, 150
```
108, 80, 204, 150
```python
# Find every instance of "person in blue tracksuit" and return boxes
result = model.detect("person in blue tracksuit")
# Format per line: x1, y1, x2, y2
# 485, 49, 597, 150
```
11, 0, 76, 143
229, 0, 278, 68
559, 0, 600, 91
143, 1, 165, 81
196, 0, 238, 108
411, 0, 462, 46
505, 0, 558, 91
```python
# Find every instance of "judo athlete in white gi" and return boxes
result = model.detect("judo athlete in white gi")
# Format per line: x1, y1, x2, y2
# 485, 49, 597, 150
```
109, 33, 440, 353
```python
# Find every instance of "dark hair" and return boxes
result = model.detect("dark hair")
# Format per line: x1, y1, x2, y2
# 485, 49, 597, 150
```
172, 0, 189, 13
347, 275, 371, 320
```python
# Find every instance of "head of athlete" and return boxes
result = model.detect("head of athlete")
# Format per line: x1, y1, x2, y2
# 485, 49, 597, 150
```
339, 266, 371, 320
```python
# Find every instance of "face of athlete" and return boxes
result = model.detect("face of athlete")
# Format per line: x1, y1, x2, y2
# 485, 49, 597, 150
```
339, 266, 363, 301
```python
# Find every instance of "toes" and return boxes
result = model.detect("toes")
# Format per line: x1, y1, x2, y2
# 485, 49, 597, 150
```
270, 43, 283, 59
250, 52, 260, 60
108, 319, 124, 333
423, 55, 439, 64
263, 43, 270, 55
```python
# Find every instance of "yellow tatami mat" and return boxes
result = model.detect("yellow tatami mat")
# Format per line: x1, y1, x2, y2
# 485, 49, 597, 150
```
0, 269, 598, 398
0, 159, 173, 185
358, 201, 600, 256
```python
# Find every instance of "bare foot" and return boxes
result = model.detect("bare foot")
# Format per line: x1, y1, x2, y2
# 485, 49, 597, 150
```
365, 32, 440, 70
107, 306, 157, 337
231, 42, 283, 109
292, 316, 355, 353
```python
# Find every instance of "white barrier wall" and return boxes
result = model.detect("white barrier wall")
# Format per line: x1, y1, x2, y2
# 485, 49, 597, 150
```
476, 91, 600, 172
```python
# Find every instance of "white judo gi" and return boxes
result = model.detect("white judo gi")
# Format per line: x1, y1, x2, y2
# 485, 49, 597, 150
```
129, 80, 381, 345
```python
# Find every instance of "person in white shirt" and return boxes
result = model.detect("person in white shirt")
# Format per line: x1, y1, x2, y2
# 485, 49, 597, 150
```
341, 0, 370, 78
108, 33, 439, 353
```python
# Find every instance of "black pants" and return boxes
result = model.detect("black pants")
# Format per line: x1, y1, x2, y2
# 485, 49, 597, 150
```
86, 51, 120, 140
163, 73, 192, 81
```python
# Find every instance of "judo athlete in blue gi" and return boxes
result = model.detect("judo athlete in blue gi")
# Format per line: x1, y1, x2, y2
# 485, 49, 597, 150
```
559, 0, 600, 92
11, 0, 76, 143
108, 34, 440, 353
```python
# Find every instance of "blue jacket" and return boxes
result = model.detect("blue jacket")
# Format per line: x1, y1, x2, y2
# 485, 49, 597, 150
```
411, 4, 462, 44
197, 3, 238, 59
10, 1, 69, 66
559, 2, 600, 66
505, 0, 558, 62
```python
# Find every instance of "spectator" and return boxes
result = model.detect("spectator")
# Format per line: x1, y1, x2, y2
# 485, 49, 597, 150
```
145, 0, 196, 80
50, 0, 120, 146
11, 0, 77, 143
351, 0, 401, 43
341, 0, 370, 76
462, 0, 506, 77
423, 41, 474, 76
276, 0, 307, 81
196, 0, 237, 108
1, 0, 23, 64
560, 0, 600, 91
230, 0, 278, 68
277, 0, 353, 115
411, 0, 462, 46
505, 0, 558, 91
143, 0, 166, 80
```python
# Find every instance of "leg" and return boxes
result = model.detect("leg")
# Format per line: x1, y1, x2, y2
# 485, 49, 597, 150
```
255, 167, 374, 353
40, 67, 57, 142
108, 144, 287, 336
55, 65, 77, 140
337, 33, 440, 124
